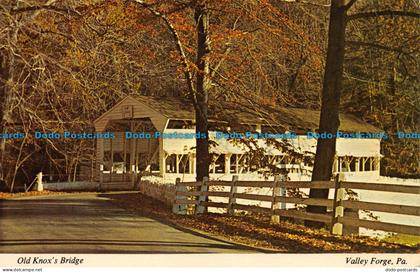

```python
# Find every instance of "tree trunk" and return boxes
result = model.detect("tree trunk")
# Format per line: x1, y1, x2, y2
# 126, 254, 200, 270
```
194, 0, 211, 182
306, 0, 347, 227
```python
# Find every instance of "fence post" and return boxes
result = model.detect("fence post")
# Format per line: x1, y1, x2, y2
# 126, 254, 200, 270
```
271, 174, 287, 223
172, 178, 187, 215
331, 173, 345, 235
195, 177, 208, 214
227, 175, 238, 215
36, 172, 43, 191
271, 176, 280, 223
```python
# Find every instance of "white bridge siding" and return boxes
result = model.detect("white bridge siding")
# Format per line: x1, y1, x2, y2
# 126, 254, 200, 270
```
160, 128, 381, 182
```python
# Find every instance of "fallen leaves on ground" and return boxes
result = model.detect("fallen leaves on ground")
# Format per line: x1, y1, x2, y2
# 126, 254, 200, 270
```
0, 190, 90, 199
104, 192, 419, 253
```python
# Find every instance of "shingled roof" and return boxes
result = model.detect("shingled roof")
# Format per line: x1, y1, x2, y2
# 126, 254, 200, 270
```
126, 95, 380, 133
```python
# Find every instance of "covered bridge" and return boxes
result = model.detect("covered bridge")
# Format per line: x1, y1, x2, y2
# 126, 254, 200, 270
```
93, 95, 382, 186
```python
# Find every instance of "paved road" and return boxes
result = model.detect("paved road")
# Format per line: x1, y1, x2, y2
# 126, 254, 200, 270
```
0, 193, 256, 253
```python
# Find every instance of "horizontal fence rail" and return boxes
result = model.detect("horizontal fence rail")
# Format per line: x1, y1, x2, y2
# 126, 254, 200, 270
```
172, 174, 420, 237
341, 182, 420, 194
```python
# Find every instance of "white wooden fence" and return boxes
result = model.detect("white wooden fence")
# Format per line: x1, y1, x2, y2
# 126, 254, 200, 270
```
172, 174, 420, 236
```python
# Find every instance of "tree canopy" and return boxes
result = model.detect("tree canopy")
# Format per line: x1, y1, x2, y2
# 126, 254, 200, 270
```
0, 0, 418, 190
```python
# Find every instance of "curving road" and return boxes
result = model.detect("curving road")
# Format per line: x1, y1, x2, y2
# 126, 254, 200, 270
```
0, 193, 256, 253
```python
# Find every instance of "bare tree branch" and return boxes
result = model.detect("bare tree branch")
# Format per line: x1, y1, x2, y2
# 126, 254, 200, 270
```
210, 16, 241, 78
344, 0, 358, 11
348, 10, 420, 21
131, 0, 198, 110
10, 5, 81, 16
279, 0, 330, 8
347, 40, 411, 55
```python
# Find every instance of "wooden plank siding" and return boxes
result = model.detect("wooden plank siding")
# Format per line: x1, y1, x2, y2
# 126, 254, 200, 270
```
94, 96, 168, 132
